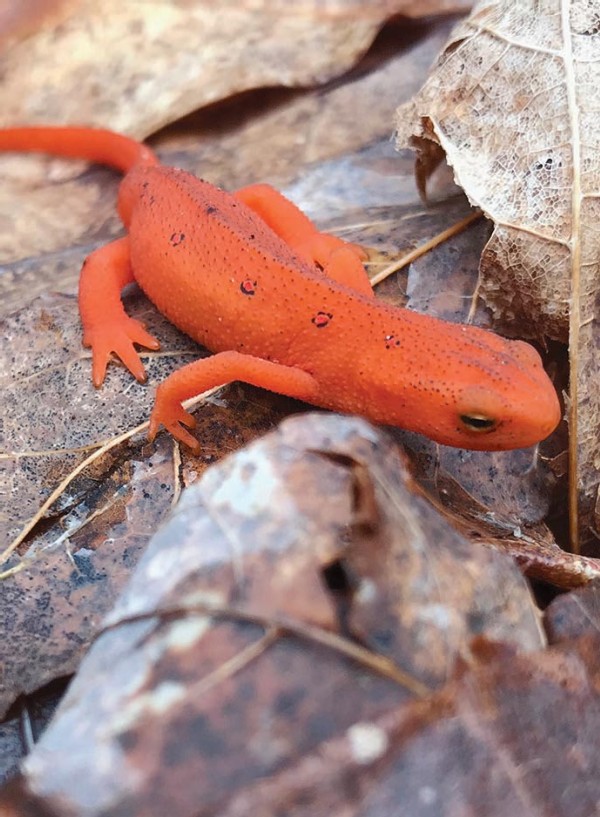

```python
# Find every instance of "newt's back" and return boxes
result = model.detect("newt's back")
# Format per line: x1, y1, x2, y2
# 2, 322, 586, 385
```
122, 165, 353, 366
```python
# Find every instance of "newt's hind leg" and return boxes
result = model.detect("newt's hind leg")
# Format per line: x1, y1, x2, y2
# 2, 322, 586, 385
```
148, 351, 319, 453
234, 183, 373, 297
78, 236, 159, 386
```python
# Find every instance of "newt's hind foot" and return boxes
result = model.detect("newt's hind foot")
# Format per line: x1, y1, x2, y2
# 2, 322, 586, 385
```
83, 316, 160, 387
148, 388, 199, 453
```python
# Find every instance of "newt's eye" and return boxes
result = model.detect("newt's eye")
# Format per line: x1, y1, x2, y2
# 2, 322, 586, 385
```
459, 413, 498, 433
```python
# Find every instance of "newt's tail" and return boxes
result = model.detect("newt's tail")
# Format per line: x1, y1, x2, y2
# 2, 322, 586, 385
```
0, 126, 159, 173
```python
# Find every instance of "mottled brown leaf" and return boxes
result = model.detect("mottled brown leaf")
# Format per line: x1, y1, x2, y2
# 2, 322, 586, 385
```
0, 289, 298, 716
545, 579, 600, 642
2, 290, 191, 554
3, 413, 544, 814
5, 636, 600, 814
396, 0, 600, 552
0, 721, 22, 790
447, 500, 600, 588
343, 634, 600, 817
244, 0, 472, 16
0, 680, 67, 786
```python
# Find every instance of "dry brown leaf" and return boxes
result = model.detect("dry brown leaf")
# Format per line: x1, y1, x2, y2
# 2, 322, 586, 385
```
330, 634, 600, 817
0, 0, 421, 138
1, 291, 192, 554
445, 495, 600, 588
544, 578, 600, 641
395, 0, 600, 553
4, 635, 600, 815
0, 681, 77, 784
1, 413, 544, 814
0, 0, 69, 44
240, 0, 472, 17
0, 290, 298, 716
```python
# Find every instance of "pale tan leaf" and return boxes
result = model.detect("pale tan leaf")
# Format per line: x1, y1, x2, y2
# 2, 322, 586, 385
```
244, 0, 473, 15
0, 15, 457, 278
395, 0, 600, 552
0, 0, 441, 138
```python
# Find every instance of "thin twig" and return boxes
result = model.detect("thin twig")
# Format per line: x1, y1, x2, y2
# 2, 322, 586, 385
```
369, 210, 482, 288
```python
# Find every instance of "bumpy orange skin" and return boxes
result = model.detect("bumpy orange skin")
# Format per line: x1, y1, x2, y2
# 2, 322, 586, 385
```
0, 127, 560, 452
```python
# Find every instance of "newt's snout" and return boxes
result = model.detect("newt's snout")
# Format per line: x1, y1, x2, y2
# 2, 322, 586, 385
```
452, 337, 561, 450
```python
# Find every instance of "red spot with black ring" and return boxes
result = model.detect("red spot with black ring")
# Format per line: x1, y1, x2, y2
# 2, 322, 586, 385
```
312, 311, 333, 328
240, 279, 257, 296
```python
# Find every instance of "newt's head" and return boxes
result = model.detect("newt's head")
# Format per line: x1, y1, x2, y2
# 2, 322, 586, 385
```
442, 335, 561, 450
365, 314, 561, 451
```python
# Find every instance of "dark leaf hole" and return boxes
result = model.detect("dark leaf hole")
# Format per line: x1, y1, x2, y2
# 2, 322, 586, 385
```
322, 558, 359, 637
322, 558, 357, 596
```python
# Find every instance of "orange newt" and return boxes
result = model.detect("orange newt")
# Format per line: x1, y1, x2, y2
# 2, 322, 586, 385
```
0, 126, 560, 452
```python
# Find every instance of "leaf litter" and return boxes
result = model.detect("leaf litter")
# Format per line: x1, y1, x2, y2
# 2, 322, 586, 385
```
2, 4, 599, 804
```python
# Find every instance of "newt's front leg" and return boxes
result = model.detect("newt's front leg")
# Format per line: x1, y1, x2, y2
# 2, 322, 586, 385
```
148, 351, 319, 452
234, 183, 373, 297
78, 236, 159, 385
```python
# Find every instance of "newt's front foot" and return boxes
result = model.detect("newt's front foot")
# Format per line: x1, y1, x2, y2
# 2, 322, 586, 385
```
83, 317, 160, 387
148, 388, 199, 453
297, 232, 367, 268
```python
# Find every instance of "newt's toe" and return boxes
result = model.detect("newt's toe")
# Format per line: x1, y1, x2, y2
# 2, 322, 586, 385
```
83, 317, 160, 385
148, 397, 199, 453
